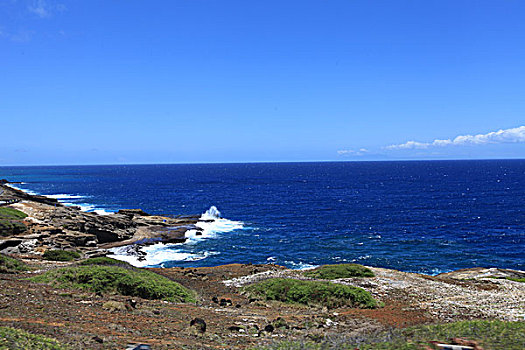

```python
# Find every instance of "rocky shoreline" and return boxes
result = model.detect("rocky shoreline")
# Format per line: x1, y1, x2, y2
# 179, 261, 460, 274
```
0, 181, 201, 260
0, 180, 524, 349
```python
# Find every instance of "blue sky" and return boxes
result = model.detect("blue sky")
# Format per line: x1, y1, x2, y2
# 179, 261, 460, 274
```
1, 0, 524, 165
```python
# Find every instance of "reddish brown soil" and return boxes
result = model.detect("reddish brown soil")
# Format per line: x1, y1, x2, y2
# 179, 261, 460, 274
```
0, 263, 435, 349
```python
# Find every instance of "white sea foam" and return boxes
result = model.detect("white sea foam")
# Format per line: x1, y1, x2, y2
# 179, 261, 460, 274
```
45, 194, 86, 199
93, 209, 113, 215
4, 183, 39, 195
110, 206, 243, 267
108, 243, 214, 267
184, 206, 244, 241
60, 202, 114, 215
4, 185, 114, 214
75, 203, 96, 212
77, 204, 114, 215
285, 260, 318, 270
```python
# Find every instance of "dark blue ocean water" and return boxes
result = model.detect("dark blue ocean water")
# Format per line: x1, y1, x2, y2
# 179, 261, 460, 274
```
1, 160, 524, 274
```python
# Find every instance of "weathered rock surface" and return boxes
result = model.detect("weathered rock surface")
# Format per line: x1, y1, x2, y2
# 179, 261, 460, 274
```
0, 183, 198, 256
438, 267, 525, 280
117, 209, 150, 217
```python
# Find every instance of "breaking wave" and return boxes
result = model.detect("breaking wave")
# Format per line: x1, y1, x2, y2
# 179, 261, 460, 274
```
108, 243, 217, 268
4, 183, 39, 196
4, 184, 114, 215
109, 206, 244, 267
184, 206, 244, 241
44, 194, 86, 200
285, 261, 319, 270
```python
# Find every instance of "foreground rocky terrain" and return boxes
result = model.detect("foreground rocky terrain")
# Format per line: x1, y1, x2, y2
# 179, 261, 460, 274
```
0, 181, 524, 349
1, 260, 524, 349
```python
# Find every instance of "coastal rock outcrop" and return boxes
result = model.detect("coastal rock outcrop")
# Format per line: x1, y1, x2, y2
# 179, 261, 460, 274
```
0, 183, 198, 256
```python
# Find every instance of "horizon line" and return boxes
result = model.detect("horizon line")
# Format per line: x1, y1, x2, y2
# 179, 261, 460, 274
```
1, 157, 524, 168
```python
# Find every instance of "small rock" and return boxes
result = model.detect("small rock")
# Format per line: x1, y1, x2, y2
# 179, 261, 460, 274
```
127, 298, 137, 309
92, 336, 103, 343
190, 318, 206, 334
219, 298, 232, 307
264, 324, 274, 333
228, 326, 243, 332
273, 317, 289, 329
102, 301, 127, 312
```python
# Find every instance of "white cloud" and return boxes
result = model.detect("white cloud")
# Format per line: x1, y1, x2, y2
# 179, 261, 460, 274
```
28, 0, 50, 18
385, 126, 525, 150
337, 148, 369, 156
27, 0, 65, 18
0, 29, 35, 42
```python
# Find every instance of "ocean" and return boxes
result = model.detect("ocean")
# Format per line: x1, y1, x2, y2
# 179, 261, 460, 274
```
1, 160, 524, 274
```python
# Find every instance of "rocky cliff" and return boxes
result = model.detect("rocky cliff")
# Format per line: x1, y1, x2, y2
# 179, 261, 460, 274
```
0, 182, 198, 257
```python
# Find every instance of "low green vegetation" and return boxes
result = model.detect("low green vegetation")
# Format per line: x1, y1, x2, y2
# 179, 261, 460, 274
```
0, 326, 67, 350
252, 320, 525, 350
31, 265, 196, 302
244, 278, 378, 309
252, 341, 323, 350
77, 256, 131, 267
303, 264, 374, 279
43, 250, 81, 261
392, 320, 525, 350
488, 276, 525, 283
0, 254, 30, 273
0, 208, 28, 219
0, 207, 27, 236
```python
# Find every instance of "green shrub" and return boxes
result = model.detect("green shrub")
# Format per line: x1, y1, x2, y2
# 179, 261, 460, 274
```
507, 277, 525, 283
42, 250, 81, 262
78, 257, 131, 267
251, 341, 324, 350
244, 278, 377, 309
0, 220, 27, 236
0, 208, 27, 236
0, 326, 67, 350
253, 320, 525, 350
361, 320, 525, 350
0, 208, 28, 220
303, 264, 375, 279
0, 254, 30, 273
30, 265, 195, 302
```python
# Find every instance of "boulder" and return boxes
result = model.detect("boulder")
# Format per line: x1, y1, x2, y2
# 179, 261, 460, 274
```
102, 301, 127, 312
189, 318, 206, 334
117, 209, 150, 217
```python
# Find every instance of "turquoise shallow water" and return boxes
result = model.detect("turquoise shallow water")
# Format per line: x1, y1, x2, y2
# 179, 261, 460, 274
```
1, 160, 524, 274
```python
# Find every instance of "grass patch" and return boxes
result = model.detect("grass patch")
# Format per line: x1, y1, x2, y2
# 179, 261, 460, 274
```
0, 326, 68, 350
394, 320, 525, 350
244, 278, 378, 309
487, 276, 525, 283
303, 264, 374, 279
43, 250, 81, 262
252, 320, 525, 350
77, 257, 131, 267
0, 208, 27, 236
30, 265, 196, 302
0, 254, 30, 273
0, 208, 28, 220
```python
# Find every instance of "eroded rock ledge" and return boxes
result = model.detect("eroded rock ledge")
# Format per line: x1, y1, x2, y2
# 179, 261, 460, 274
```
0, 182, 199, 257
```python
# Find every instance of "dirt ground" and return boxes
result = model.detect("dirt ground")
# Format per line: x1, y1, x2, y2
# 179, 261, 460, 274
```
2, 261, 523, 350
